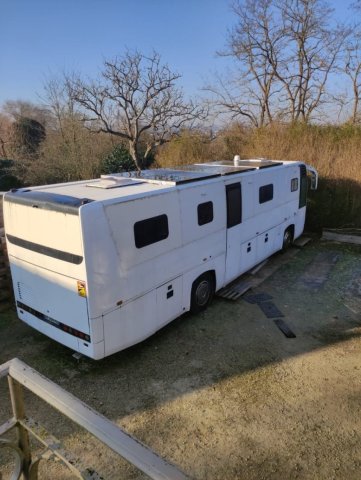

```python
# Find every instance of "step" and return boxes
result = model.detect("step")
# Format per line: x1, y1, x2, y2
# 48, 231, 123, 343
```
294, 235, 312, 247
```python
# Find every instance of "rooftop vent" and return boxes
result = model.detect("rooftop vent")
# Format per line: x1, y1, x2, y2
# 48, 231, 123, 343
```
86, 174, 144, 189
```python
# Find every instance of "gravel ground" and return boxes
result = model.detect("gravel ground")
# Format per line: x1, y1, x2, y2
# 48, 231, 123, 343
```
1, 239, 361, 480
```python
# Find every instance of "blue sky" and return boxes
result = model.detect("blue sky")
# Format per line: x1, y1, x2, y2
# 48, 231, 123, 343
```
0, 0, 354, 106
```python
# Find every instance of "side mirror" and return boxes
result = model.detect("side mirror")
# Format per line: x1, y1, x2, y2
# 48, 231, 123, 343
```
306, 165, 318, 190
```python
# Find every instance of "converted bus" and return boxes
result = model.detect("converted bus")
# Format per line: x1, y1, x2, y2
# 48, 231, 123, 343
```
4, 159, 317, 359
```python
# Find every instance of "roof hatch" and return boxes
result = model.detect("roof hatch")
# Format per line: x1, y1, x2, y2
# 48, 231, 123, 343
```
86, 175, 145, 189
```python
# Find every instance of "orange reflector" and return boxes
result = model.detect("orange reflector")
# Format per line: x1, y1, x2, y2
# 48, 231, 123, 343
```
77, 280, 87, 297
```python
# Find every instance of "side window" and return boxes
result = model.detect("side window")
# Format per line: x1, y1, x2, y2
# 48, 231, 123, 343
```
134, 214, 169, 248
291, 178, 298, 192
197, 201, 213, 226
259, 184, 273, 204
226, 183, 242, 228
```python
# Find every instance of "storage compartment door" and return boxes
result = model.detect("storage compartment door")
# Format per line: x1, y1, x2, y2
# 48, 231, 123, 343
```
256, 228, 276, 263
240, 239, 257, 273
156, 276, 183, 327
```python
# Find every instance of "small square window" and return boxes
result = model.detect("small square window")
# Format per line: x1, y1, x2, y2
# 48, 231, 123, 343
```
291, 178, 299, 192
197, 201, 214, 226
259, 184, 273, 204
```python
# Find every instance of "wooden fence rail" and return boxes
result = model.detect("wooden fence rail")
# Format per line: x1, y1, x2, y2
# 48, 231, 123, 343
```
0, 358, 190, 480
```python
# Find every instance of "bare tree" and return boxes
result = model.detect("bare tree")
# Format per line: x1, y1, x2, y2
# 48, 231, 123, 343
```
341, 1, 361, 124
3, 100, 52, 128
42, 76, 77, 136
275, 0, 349, 122
344, 38, 361, 123
0, 113, 11, 158
207, 0, 284, 127
204, 72, 266, 127
67, 50, 206, 171
214, 0, 349, 125
35, 76, 114, 184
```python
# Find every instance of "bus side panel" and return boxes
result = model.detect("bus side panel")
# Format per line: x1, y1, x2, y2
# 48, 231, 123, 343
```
102, 290, 157, 357
80, 203, 120, 320
82, 197, 226, 316
82, 193, 183, 319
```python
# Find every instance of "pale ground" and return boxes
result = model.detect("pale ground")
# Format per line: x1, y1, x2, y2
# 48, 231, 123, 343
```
1, 240, 361, 480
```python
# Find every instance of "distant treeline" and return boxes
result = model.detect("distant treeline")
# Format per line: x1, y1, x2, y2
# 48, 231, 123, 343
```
1, 117, 360, 229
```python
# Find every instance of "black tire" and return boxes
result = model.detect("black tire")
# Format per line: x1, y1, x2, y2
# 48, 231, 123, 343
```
282, 227, 294, 251
190, 273, 215, 313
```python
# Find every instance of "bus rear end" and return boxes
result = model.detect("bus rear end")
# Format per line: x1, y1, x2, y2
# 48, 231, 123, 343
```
4, 188, 104, 359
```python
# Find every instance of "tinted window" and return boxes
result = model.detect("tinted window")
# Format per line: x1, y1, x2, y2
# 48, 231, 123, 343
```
134, 214, 169, 248
299, 165, 307, 208
291, 178, 298, 192
197, 201, 214, 226
259, 184, 274, 204
226, 183, 242, 228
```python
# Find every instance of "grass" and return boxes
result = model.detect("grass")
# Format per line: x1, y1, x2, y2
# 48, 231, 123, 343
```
157, 123, 361, 229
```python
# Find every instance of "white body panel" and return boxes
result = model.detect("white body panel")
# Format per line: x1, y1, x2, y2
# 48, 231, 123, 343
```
4, 160, 315, 359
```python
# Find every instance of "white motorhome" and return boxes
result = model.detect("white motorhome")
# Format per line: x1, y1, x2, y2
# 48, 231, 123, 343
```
4, 159, 317, 359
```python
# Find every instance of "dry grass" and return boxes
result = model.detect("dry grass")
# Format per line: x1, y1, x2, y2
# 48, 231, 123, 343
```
157, 123, 361, 229
239, 123, 361, 183
158, 123, 361, 182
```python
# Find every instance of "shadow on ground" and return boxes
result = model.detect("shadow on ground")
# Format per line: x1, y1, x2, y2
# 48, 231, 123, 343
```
1, 240, 361, 479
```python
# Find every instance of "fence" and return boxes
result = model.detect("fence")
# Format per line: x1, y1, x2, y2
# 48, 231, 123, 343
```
0, 358, 189, 480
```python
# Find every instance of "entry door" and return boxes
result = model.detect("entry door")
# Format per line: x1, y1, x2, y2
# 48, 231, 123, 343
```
225, 182, 242, 283
299, 164, 308, 208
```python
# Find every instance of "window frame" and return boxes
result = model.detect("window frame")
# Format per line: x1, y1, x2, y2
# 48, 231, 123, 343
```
291, 178, 299, 192
259, 184, 274, 204
226, 182, 242, 228
134, 214, 169, 249
197, 201, 214, 226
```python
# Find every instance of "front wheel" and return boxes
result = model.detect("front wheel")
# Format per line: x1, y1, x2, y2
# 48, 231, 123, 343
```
190, 273, 215, 314
282, 227, 294, 251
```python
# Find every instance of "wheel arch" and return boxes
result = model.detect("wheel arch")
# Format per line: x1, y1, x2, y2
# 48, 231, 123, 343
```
287, 224, 295, 239
189, 269, 216, 314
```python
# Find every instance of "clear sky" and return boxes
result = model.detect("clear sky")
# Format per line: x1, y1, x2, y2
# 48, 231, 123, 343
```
0, 0, 354, 106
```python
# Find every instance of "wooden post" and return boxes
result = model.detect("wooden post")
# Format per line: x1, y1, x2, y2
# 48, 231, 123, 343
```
8, 376, 32, 479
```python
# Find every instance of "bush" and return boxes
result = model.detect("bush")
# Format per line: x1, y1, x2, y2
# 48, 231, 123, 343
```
101, 144, 154, 173
101, 144, 134, 173
0, 159, 22, 190
11, 117, 46, 158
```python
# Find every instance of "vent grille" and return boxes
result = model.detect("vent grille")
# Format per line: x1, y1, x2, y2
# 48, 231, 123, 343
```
17, 282, 35, 306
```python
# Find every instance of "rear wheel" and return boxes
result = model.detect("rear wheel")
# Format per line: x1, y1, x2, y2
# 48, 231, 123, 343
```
282, 227, 293, 251
190, 273, 215, 313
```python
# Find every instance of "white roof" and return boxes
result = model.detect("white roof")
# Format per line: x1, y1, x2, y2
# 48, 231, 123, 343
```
33, 177, 171, 202
24, 159, 296, 203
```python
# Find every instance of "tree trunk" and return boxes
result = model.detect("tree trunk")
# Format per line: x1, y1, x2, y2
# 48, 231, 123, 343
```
129, 141, 142, 172
352, 78, 359, 123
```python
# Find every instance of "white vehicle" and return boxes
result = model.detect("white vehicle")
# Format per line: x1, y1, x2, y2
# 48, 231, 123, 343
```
4, 158, 317, 359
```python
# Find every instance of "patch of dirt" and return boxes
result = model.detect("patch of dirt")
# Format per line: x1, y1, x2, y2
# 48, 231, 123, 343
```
1, 240, 361, 479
